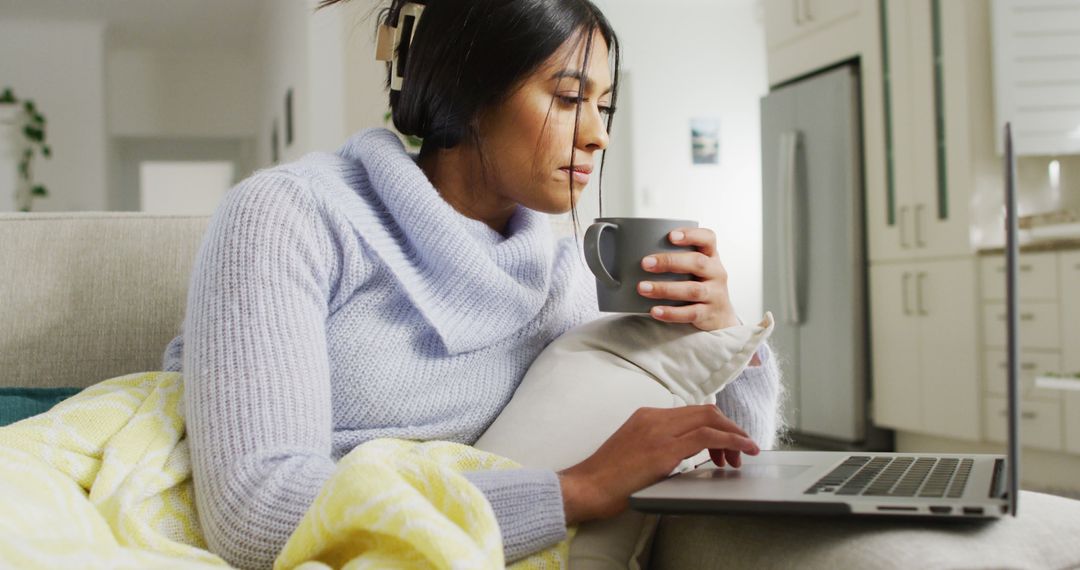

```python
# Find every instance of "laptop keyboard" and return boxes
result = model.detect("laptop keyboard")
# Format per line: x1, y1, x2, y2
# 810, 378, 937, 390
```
804, 456, 974, 498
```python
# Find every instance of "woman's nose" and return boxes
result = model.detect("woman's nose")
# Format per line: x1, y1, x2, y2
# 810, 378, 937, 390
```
578, 104, 610, 152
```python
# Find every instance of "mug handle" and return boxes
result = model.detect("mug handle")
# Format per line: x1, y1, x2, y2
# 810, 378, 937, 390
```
583, 222, 620, 288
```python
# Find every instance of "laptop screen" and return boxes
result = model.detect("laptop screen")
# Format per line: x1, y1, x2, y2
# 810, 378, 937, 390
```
1004, 122, 1020, 517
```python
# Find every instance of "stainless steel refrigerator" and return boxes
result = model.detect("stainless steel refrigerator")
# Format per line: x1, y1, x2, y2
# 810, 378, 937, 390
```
761, 63, 891, 450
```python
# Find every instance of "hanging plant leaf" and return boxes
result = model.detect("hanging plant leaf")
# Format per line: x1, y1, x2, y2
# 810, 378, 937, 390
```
23, 100, 35, 113
23, 148, 32, 160
18, 160, 28, 178
19, 207, 30, 213
42, 145, 52, 158
31, 185, 48, 197
0, 88, 14, 103
33, 112, 45, 125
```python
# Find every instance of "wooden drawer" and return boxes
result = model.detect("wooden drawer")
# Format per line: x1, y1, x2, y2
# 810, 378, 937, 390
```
983, 349, 1062, 402
982, 302, 1060, 349
980, 252, 1058, 301
984, 396, 1063, 452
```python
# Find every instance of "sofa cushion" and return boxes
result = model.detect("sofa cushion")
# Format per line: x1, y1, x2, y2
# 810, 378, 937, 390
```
0, 213, 208, 390
648, 490, 1080, 569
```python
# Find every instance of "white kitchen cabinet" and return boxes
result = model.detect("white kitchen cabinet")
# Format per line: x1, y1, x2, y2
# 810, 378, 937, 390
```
868, 0, 993, 262
982, 302, 1061, 351
870, 263, 922, 432
1063, 251, 1080, 454
983, 349, 1063, 402
871, 258, 980, 439
978, 249, 1078, 456
764, 0, 862, 50
984, 396, 1064, 452
980, 252, 1058, 302
1067, 394, 1080, 455
762, 0, 866, 86
1062, 251, 1080, 364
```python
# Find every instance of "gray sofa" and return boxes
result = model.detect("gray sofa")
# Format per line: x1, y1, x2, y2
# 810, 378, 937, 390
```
3, 212, 1080, 569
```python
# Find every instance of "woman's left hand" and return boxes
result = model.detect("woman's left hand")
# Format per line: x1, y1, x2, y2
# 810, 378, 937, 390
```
637, 227, 741, 332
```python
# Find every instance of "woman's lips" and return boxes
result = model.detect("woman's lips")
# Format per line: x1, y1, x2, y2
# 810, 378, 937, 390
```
559, 167, 591, 185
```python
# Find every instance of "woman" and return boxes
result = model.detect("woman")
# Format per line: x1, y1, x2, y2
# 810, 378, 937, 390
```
162, 0, 782, 568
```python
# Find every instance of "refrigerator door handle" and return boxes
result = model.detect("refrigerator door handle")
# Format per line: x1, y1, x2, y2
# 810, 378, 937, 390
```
778, 131, 803, 325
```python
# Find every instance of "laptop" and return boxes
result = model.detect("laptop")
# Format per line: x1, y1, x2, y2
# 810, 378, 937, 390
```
629, 123, 1023, 520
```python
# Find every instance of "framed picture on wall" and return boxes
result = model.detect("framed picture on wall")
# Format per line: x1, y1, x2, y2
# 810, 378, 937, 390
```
690, 117, 720, 165
285, 89, 294, 147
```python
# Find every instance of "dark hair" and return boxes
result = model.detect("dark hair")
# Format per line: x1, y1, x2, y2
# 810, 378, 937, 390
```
317, 0, 621, 228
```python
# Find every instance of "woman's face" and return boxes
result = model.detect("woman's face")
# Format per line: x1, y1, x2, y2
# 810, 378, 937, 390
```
477, 31, 613, 214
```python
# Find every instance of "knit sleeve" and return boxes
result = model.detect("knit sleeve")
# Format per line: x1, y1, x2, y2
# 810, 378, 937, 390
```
463, 469, 568, 563
182, 170, 339, 570
715, 343, 785, 450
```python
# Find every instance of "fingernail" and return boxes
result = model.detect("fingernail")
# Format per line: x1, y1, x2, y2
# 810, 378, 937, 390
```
640, 282, 653, 293
671, 231, 684, 242
643, 256, 657, 269
652, 307, 665, 317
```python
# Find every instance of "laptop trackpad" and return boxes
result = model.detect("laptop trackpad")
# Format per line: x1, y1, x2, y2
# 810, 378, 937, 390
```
686, 465, 813, 480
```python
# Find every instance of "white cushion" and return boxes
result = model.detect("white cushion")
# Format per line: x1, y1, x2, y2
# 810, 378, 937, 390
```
474, 312, 774, 569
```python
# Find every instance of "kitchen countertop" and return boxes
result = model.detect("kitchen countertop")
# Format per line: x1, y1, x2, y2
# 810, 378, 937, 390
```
977, 238, 1080, 255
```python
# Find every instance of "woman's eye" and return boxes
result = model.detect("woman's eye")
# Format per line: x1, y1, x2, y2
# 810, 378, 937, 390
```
599, 105, 614, 117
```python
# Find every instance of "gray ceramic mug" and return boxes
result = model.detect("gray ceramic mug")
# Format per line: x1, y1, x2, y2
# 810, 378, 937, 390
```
583, 217, 699, 313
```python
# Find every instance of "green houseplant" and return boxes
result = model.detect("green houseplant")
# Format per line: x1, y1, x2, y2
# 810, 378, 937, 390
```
1, 87, 51, 212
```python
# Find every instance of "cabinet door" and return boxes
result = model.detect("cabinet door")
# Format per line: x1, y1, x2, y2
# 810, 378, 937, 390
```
917, 0, 983, 259
984, 396, 1063, 452
764, 0, 804, 49
918, 258, 980, 440
872, 0, 918, 262
982, 302, 1061, 351
980, 252, 1058, 302
1063, 251, 1080, 455
764, 0, 861, 50
870, 263, 922, 431
1062, 251, 1080, 369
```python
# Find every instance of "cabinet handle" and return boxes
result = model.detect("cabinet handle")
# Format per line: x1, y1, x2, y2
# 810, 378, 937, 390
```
997, 313, 1035, 321
1001, 362, 1039, 371
899, 206, 911, 248
996, 264, 1033, 272
915, 204, 927, 247
999, 410, 1037, 420
916, 272, 928, 315
902, 272, 913, 316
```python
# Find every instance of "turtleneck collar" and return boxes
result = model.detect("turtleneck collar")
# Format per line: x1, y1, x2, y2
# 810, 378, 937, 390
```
307, 128, 558, 355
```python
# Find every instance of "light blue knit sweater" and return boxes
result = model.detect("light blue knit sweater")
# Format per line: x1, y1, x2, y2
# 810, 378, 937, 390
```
163, 128, 782, 570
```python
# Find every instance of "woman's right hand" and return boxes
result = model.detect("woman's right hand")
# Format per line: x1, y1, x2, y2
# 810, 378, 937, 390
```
557, 405, 760, 524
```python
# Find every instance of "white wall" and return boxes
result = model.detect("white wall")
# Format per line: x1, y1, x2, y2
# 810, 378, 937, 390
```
0, 20, 108, 211
254, 0, 390, 168
255, 0, 312, 167
591, 0, 769, 322
107, 49, 259, 138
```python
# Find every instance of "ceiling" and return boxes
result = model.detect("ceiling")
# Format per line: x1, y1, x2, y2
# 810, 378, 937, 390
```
0, 0, 262, 52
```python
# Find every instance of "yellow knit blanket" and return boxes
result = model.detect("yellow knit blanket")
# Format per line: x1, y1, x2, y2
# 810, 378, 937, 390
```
0, 372, 570, 569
